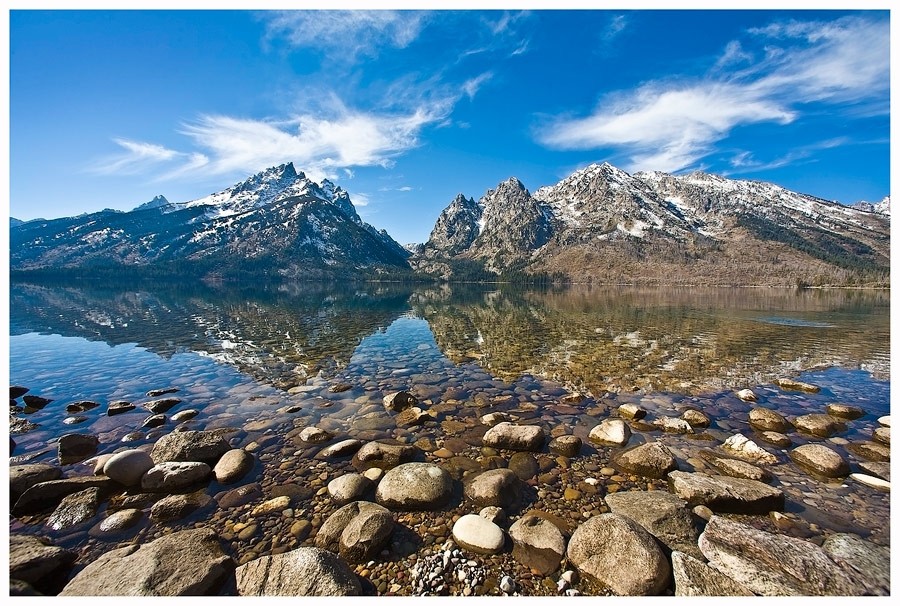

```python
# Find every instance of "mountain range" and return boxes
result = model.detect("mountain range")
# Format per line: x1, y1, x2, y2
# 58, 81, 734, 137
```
10, 162, 890, 286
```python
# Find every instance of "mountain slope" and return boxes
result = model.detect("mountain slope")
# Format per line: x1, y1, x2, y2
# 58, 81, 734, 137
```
414, 163, 890, 286
10, 163, 411, 279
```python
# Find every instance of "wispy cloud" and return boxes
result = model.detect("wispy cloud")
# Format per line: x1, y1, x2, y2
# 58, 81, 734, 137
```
462, 72, 494, 100
92, 95, 452, 185
537, 15, 888, 173
726, 137, 849, 174
261, 10, 429, 63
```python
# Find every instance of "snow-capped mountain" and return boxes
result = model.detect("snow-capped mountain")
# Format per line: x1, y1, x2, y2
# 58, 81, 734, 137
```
416, 163, 890, 285
134, 194, 170, 211
10, 163, 410, 279
852, 196, 891, 217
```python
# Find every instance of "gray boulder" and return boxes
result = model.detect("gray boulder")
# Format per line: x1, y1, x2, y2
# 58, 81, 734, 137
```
213, 448, 254, 484
452, 514, 505, 555
789, 444, 849, 478
614, 441, 678, 479
9, 534, 76, 587
605, 490, 702, 559
316, 501, 390, 552
667, 471, 784, 514
699, 515, 867, 595
235, 547, 360, 596
588, 418, 631, 446
671, 551, 754, 596
14, 476, 114, 515
141, 461, 211, 492
821, 533, 890, 595
351, 441, 419, 471
60, 528, 231, 595
375, 462, 453, 510
463, 468, 523, 509
698, 451, 772, 483
103, 449, 155, 486
339, 506, 394, 563
150, 430, 230, 464
748, 408, 791, 432
327, 473, 373, 505
793, 414, 846, 438
482, 422, 545, 451
46, 487, 100, 530
566, 513, 670, 596
508, 514, 566, 575
10, 463, 62, 504
720, 434, 778, 465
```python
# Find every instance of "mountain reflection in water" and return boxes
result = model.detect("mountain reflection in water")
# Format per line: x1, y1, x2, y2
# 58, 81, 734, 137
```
10, 280, 889, 395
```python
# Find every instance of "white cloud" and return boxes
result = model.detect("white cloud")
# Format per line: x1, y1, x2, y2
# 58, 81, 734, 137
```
261, 10, 428, 63
537, 15, 888, 173
90, 138, 183, 174
462, 72, 494, 101
397, 186, 413, 192
349, 191, 370, 207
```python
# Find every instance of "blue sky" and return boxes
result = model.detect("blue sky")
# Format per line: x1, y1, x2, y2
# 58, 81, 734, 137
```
8, 7, 891, 244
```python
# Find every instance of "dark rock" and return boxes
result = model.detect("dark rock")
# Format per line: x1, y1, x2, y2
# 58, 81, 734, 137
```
614, 441, 678, 479
671, 551, 754, 596
383, 391, 417, 412
150, 430, 231, 464
789, 444, 850, 478
147, 387, 179, 397
464, 468, 523, 509
66, 401, 99, 413
46, 487, 100, 530
9, 534, 76, 587
567, 513, 670, 596
145, 398, 182, 414
216, 483, 263, 508
699, 515, 867, 595
142, 414, 166, 428
375, 462, 453, 510
548, 435, 582, 457
23, 394, 53, 408
508, 514, 566, 575
235, 547, 360, 596
60, 528, 232, 595
10, 463, 62, 504
508, 452, 540, 480
107, 400, 135, 416
605, 490, 702, 559
150, 490, 214, 523
57, 433, 99, 464
14, 476, 114, 515
9, 579, 41, 596
667, 470, 784, 514
10, 385, 29, 399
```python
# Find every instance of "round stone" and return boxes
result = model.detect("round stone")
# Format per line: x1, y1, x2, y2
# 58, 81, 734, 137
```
548, 435, 582, 458
789, 444, 850, 478
104, 449, 155, 487
452, 514, 504, 555
375, 463, 453, 510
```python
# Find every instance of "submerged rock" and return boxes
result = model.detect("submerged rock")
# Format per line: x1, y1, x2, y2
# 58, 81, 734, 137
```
789, 444, 849, 478
794, 414, 846, 438
773, 378, 820, 393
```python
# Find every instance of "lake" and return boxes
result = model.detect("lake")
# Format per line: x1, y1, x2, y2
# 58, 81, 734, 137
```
8, 279, 891, 595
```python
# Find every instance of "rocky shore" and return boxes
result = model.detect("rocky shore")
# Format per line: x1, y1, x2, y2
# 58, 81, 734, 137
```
8, 375, 891, 596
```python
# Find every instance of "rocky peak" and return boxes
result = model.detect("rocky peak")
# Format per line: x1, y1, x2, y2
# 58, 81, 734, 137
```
422, 193, 483, 257
135, 195, 170, 211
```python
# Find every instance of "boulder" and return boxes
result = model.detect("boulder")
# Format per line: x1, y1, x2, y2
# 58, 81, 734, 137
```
14, 476, 114, 515
235, 547, 360, 596
788, 444, 849, 478
825, 403, 865, 420
299, 426, 333, 444
872, 427, 890, 445
23, 394, 52, 408
613, 442, 678, 479
383, 391, 417, 411
773, 378, 820, 393
150, 430, 231, 464
316, 501, 390, 552
9, 534, 76, 588
395, 406, 430, 426
327, 473, 373, 505
652, 416, 693, 434
479, 505, 507, 525
548, 435, 582, 457
617, 403, 646, 420
142, 414, 166, 428
508, 514, 566, 575
57, 433, 99, 464
605, 490, 702, 559
107, 401, 135, 416
845, 441, 890, 462
671, 551, 754, 596
215, 483, 263, 508
320, 438, 364, 458
150, 491, 213, 523
699, 515, 867, 595
748, 408, 791, 433
171, 409, 199, 423
141, 461, 211, 492
463, 468, 523, 509
482, 422, 545, 452
858, 461, 890, 482
793, 414, 846, 438
351, 441, 419, 471
10, 463, 62, 504
877, 415, 890, 427
566, 513, 670, 596
756, 431, 792, 448
375, 462, 453, 510
10, 385, 29, 399
720, 434, 778, 465
481, 412, 513, 426
60, 528, 231, 596
213, 449, 254, 484
698, 451, 772, 483
103, 449, 155, 486
452, 514, 505, 555
339, 506, 395, 563
145, 398, 181, 414
821, 533, 890, 595
735, 389, 757, 402
508, 452, 539, 480
588, 418, 631, 446
681, 409, 710, 428
667, 471, 784, 514
46, 487, 100, 530
90, 508, 143, 536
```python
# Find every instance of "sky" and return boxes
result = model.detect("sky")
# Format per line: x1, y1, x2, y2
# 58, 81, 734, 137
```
7, 5, 892, 244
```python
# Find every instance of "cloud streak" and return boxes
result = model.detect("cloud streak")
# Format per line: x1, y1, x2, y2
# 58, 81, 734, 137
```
537, 15, 888, 173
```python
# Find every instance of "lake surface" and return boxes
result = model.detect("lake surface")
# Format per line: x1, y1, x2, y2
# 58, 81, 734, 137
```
8, 280, 891, 594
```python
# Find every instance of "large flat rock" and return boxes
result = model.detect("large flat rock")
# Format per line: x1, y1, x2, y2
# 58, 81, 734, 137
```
667, 470, 784, 514
235, 547, 361, 596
